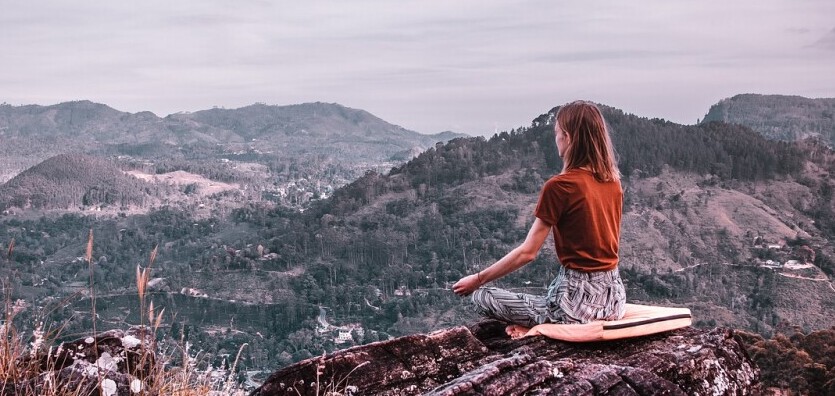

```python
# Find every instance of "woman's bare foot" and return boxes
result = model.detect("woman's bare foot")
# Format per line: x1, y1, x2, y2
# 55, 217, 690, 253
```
505, 324, 529, 339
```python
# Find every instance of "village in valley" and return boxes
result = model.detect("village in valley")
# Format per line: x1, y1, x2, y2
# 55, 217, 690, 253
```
751, 233, 833, 286
315, 306, 369, 345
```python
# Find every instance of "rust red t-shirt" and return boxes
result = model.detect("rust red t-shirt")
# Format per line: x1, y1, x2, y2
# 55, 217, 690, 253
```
534, 168, 623, 272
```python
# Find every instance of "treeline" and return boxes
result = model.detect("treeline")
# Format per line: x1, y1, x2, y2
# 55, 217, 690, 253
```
1, 207, 443, 368
612, 117, 804, 180
317, 107, 806, 217
1, 209, 220, 292
739, 326, 835, 395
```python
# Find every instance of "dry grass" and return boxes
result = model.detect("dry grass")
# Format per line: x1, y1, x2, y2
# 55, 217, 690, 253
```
1, 238, 249, 395
292, 351, 367, 396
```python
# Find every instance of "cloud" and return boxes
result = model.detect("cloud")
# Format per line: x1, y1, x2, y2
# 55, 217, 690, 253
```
534, 50, 686, 64
811, 27, 835, 50
1, 1, 834, 135
786, 27, 812, 35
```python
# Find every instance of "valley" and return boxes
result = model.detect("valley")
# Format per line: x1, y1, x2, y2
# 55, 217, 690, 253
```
2, 98, 834, 376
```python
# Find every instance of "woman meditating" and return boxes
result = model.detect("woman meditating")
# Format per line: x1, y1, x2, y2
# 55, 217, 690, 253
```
452, 100, 626, 338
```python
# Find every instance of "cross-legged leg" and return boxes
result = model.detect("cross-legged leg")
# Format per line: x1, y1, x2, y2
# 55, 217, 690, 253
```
471, 287, 551, 328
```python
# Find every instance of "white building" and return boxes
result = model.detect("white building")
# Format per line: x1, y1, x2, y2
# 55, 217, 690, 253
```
333, 324, 364, 344
335, 329, 353, 344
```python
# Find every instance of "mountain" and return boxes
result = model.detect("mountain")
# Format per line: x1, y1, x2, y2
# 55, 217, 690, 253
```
2, 102, 834, 377
250, 104, 833, 337
702, 94, 835, 146
0, 101, 224, 184
0, 154, 168, 211
0, 100, 466, 165
175, 102, 465, 162
181, 102, 449, 144
0, 100, 228, 146
0, 100, 123, 138
0, 101, 466, 208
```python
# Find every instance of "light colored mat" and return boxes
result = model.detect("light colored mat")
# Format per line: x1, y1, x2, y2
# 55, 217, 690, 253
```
518, 303, 692, 342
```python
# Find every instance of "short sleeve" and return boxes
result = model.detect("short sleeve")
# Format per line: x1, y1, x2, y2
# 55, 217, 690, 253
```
534, 178, 566, 226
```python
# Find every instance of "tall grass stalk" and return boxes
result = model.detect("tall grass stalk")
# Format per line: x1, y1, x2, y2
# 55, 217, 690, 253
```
137, 244, 157, 329
5, 238, 13, 261
85, 228, 104, 391
1, 239, 21, 389
85, 229, 97, 344
1, 238, 248, 395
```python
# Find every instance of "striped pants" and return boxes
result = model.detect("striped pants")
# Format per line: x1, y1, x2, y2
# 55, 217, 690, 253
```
471, 266, 626, 327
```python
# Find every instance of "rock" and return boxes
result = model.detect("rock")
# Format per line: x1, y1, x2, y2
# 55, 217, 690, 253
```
251, 322, 760, 395
2, 327, 155, 396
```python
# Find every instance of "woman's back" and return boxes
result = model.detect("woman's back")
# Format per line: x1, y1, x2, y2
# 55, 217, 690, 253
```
535, 168, 623, 272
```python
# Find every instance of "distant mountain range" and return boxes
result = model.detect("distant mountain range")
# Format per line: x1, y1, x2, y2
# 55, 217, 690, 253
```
0, 100, 466, 181
702, 94, 835, 146
178, 102, 460, 151
0, 101, 467, 208
0, 100, 460, 146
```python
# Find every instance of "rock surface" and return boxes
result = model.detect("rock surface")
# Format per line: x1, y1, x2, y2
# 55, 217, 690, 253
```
251, 321, 760, 395
3, 327, 154, 396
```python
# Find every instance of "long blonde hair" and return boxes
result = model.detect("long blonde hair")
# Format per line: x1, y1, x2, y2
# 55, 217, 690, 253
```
556, 100, 620, 182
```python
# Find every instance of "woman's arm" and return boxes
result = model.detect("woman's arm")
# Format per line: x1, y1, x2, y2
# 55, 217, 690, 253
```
452, 218, 551, 296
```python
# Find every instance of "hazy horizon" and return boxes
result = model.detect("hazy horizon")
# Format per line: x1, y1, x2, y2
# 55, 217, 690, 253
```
2, 1, 834, 136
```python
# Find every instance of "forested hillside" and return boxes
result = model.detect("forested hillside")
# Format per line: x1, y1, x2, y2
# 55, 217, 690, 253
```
0, 154, 172, 210
702, 94, 835, 146
3, 103, 834, 373
740, 325, 835, 394
320, 105, 805, 218
219, 105, 833, 362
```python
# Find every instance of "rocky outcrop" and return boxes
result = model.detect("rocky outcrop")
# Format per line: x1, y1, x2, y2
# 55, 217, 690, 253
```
3, 327, 154, 396
251, 321, 760, 395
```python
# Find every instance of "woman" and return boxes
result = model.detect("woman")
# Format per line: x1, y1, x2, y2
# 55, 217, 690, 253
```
452, 100, 625, 335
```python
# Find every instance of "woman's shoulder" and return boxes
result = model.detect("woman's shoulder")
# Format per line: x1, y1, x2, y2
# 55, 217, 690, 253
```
544, 170, 621, 192
542, 172, 581, 192
546, 169, 590, 184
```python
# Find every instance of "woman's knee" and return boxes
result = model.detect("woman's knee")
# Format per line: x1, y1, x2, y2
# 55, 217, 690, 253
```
471, 287, 502, 314
470, 287, 489, 306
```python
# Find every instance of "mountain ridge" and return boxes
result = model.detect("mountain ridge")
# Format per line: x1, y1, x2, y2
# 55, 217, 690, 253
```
0, 100, 465, 143
0, 100, 468, 205
702, 93, 835, 146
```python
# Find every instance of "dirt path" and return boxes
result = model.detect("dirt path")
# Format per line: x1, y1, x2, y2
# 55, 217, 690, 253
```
674, 263, 705, 272
778, 272, 835, 293
778, 272, 829, 281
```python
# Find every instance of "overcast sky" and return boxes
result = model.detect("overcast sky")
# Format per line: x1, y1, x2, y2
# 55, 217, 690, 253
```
2, 1, 834, 136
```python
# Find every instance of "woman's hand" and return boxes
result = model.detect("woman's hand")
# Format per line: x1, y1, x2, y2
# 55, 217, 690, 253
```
452, 273, 482, 296
452, 219, 551, 297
